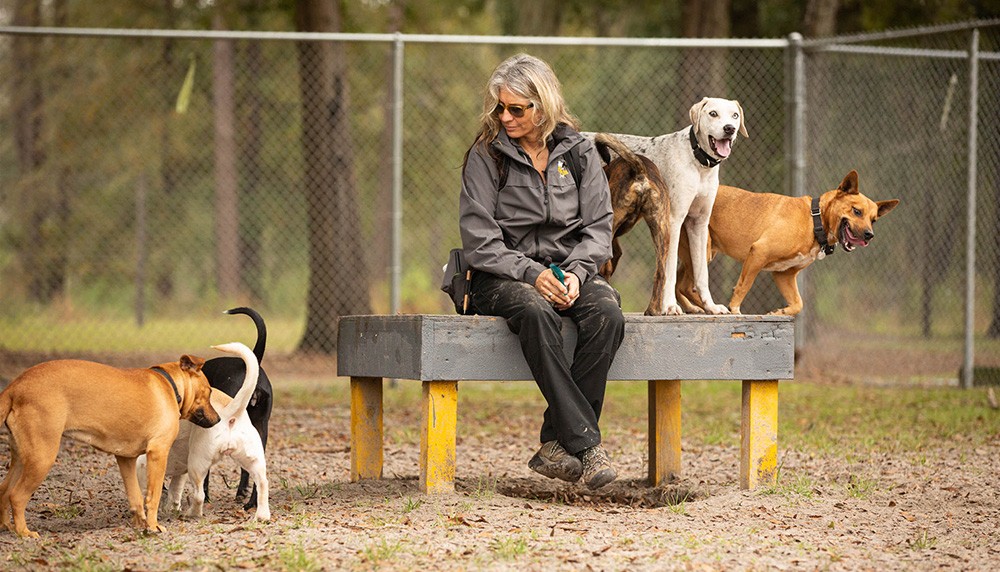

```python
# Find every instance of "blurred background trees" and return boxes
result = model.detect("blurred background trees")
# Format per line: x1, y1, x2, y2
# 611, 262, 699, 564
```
2, 0, 998, 355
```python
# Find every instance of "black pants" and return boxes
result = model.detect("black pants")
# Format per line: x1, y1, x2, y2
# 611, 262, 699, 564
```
470, 272, 625, 455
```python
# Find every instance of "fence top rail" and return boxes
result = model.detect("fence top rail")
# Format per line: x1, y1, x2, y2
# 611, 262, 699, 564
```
0, 25, 788, 48
801, 18, 1000, 49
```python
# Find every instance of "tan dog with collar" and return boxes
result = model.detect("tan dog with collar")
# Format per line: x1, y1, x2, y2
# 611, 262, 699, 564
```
0, 355, 220, 537
677, 170, 899, 315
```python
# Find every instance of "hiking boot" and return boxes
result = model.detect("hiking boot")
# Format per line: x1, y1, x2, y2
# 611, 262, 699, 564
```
528, 441, 583, 483
579, 444, 617, 490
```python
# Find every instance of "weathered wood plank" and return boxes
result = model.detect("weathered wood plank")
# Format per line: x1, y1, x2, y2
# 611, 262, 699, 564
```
338, 314, 794, 381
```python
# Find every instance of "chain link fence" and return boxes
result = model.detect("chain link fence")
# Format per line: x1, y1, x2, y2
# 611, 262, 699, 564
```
1, 23, 997, 384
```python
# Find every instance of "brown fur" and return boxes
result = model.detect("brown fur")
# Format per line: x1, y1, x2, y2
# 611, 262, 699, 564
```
595, 133, 673, 315
677, 170, 900, 315
0, 355, 220, 537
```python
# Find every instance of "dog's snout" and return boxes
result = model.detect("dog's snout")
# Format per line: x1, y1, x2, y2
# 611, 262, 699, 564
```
190, 406, 221, 428
723, 124, 736, 137
864, 229, 874, 241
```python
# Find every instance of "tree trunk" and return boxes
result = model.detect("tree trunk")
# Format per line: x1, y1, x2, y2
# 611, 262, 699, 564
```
11, 0, 55, 302
156, 0, 179, 299
212, 10, 241, 300
238, 0, 266, 303
803, 0, 840, 38
989, 270, 1000, 338
679, 0, 730, 107
516, 0, 561, 36
295, 0, 370, 353
374, 1, 404, 290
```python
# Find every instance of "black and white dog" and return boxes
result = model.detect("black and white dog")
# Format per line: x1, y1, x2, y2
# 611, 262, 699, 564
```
200, 307, 274, 510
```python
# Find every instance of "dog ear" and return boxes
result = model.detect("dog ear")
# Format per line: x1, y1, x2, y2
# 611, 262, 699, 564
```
689, 98, 709, 134
876, 199, 900, 218
838, 170, 860, 195
734, 100, 749, 138
179, 355, 206, 373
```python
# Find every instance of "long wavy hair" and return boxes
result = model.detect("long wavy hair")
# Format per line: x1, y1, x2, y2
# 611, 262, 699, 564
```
463, 53, 581, 168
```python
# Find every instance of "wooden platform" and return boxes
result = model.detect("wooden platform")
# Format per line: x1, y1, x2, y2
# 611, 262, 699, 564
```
338, 314, 794, 493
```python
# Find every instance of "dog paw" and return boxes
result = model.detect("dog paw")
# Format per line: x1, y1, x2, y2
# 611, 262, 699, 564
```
253, 510, 271, 522
665, 305, 684, 315
705, 304, 730, 315
15, 528, 40, 539
769, 307, 800, 316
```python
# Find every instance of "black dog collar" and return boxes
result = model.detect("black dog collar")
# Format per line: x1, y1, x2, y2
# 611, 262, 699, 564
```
811, 196, 836, 256
689, 126, 721, 168
150, 366, 183, 405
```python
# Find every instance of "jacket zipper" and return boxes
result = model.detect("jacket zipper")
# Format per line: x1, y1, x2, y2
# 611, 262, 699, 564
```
537, 161, 550, 257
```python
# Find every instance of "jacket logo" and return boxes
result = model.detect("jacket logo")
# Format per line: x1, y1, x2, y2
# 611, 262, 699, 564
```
557, 160, 569, 178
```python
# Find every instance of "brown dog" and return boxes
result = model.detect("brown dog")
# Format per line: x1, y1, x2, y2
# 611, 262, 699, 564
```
0, 355, 220, 537
677, 170, 899, 315
595, 132, 673, 315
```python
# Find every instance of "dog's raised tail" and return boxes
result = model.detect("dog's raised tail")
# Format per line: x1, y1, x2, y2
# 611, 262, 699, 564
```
594, 133, 647, 176
211, 342, 259, 419
225, 307, 267, 363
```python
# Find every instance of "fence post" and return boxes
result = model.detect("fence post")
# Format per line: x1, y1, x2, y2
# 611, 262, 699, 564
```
390, 33, 404, 316
962, 29, 980, 389
788, 32, 808, 349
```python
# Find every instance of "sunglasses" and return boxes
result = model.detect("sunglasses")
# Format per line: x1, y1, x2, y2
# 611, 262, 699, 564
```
493, 101, 534, 118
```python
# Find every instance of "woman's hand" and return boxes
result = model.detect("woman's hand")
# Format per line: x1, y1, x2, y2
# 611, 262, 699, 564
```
535, 268, 580, 309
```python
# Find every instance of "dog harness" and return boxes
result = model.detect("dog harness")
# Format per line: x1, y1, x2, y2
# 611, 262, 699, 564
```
811, 196, 836, 256
689, 126, 721, 168
150, 366, 183, 406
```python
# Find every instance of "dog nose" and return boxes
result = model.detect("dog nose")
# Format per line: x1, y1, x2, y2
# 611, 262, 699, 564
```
723, 124, 736, 137
864, 230, 874, 241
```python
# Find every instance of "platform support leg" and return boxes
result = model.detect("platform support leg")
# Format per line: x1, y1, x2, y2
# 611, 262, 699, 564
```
420, 380, 458, 493
351, 376, 384, 481
740, 379, 778, 489
648, 379, 682, 486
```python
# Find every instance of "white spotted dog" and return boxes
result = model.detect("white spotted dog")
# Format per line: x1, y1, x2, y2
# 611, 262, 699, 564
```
591, 97, 749, 315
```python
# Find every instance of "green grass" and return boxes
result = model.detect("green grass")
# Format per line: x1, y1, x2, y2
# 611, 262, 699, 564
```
490, 535, 529, 559
277, 542, 323, 572
55, 549, 121, 572
402, 497, 423, 513
761, 468, 816, 499
361, 538, 403, 565
0, 312, 305, 354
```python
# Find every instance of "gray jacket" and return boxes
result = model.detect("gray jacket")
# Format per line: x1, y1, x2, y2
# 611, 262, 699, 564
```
459, 123, 613, 286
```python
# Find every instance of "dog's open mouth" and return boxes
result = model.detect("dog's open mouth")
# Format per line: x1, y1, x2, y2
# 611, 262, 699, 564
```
838, 220, 870, 252
709, 136, 733, 159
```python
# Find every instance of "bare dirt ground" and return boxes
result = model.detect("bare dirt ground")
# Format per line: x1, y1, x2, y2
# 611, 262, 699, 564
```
1, 349, 999, 571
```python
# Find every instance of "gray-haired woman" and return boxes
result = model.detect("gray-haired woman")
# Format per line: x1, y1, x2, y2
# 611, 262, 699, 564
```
459, 53, 624, 490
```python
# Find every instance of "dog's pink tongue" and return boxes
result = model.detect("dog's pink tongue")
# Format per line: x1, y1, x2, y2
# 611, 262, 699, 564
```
714, 138, 732, 158
845, 227, 869, 246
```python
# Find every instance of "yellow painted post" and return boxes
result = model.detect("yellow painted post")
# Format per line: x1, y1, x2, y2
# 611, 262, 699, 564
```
740, 379, 778, 489
350, 376, 383, 481
420, 380, 458, 494
648, 379, 682, 486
